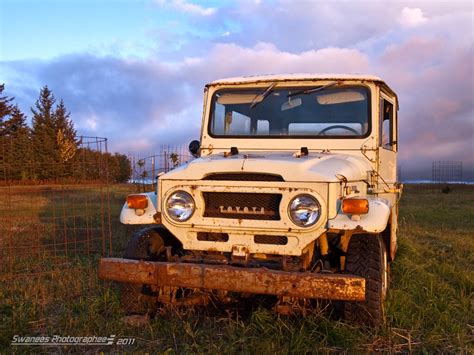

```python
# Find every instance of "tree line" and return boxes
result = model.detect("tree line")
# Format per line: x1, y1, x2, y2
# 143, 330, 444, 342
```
0, 84, 131, 183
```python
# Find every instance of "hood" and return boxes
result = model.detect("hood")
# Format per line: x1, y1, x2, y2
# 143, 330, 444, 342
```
163, 151, 371, 182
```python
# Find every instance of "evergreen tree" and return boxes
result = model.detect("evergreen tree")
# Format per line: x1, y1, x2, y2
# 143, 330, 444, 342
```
31, 86, 57, 180
106, 153, 132, 183
53, 100, 76, 135
0, 84, 14, 180
3, 105, 32, 180
115, 153, 132, 182
54, 99, 78, 178
0, 84, 13, 127
106, 152, 119, 182
1, 84, 131, 184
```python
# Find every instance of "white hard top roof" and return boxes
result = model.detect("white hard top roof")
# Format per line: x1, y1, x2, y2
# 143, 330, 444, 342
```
207, 73, 396, 99
208, 73, 384, 85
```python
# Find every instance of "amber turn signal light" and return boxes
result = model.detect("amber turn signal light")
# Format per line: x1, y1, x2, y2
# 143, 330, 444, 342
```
342, 198, 369, 215
127, 194, 148, 209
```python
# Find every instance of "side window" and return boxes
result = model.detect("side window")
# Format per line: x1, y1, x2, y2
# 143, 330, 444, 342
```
212, 103, 251, 135
212, 102, 225, 134
226, 111, 250, 134
380, 99, 395, 150
256, 120, 269, 134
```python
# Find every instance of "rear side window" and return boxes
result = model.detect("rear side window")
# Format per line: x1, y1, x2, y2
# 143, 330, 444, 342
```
380, 99, 395, 150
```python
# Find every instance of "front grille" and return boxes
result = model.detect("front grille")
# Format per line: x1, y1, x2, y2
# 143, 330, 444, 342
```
197, 232, 229, 242
203, 192, 281, 220
254, 235, 288, 245
203, 173, 284, 182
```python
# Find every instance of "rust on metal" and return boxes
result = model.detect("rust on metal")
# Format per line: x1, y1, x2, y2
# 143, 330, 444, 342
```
339, 230, 353, 270
99, 257, 366, 301
153, 212, 162, 224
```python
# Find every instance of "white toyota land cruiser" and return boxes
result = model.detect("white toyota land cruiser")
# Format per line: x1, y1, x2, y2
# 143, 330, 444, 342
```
99, 74, 402, 326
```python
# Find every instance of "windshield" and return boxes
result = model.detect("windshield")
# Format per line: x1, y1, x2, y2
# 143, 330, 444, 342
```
209, 86, 370, 138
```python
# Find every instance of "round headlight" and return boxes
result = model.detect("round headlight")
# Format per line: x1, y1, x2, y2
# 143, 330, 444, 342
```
166, 191, 195, 222
289, 194, 321, 227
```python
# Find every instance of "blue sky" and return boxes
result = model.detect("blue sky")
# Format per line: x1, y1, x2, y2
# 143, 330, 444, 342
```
1, 0, 234, 60
1, 0, 473, 179
2, 0, 171, 59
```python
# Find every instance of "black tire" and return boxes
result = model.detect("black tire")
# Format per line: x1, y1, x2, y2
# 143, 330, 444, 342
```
344, 234, 388, 327
120, 226, 169, 315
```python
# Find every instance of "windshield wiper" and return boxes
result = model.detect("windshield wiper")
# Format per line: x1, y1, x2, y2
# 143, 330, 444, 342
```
287, 81, 339, 98
250, 82, 277, 109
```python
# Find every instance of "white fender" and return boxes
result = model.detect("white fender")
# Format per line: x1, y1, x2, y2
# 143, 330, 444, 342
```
327, 197, 391, 233
120, 192, 158, 224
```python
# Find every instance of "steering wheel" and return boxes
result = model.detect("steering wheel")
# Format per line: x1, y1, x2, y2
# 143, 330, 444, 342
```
319, 125, 359, 135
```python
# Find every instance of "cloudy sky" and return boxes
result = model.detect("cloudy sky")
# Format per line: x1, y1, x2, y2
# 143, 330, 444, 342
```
1, 0, 473, 179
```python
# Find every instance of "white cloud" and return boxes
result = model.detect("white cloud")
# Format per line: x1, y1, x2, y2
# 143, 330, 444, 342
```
85, 117, 97, 131
158, 0, 216, 16
398, 7, 428, 27
201, 43, 370, 78
3, 0, 473, 178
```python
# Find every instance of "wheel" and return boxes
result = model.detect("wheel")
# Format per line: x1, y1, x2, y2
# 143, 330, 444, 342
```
119, 226, 168, 315
343, 234, 388, 327
319, 125, 359, 135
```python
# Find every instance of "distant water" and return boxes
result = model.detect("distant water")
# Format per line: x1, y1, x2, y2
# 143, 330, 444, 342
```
402, 180, 474, 185
129, 179, 155, 184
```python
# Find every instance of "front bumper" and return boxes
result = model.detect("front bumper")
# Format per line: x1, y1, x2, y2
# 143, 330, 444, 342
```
98, 258, 365, 301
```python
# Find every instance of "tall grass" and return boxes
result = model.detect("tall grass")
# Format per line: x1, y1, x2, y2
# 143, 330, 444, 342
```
1, 184, 472, 352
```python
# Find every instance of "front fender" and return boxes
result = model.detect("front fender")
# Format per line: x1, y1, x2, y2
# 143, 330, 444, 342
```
327, 197, 391, 233
120, 192, 158, 224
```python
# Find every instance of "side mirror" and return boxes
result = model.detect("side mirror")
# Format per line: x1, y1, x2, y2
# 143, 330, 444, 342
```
188, 140, 200, 158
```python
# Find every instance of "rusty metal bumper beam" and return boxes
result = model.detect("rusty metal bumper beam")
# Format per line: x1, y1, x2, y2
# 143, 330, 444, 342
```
98, 257, 365, 301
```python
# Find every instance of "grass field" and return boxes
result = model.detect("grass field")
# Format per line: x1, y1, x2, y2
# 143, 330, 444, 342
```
1, 184, 473, 353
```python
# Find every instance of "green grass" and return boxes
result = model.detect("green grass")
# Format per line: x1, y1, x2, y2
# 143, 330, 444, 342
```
1, 184, 473, 352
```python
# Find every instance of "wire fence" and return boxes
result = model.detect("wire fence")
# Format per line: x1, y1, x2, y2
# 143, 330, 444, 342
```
129, 144, 193, 191
0, 140, 192, 280
432, 161, 463, 184
0, 136, 123, 281
1, 141, 191, 281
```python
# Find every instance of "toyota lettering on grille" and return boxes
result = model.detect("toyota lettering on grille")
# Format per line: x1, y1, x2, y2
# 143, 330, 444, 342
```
219, 206, 265, 215
203, 192, 281, 220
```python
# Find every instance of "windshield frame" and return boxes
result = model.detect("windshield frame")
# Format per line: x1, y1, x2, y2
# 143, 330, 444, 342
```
207, 84, 372, 140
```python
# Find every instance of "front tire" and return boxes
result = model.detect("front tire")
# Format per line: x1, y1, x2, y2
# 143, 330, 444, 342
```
344, 234, 388, 327
119, 227, 168, 315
